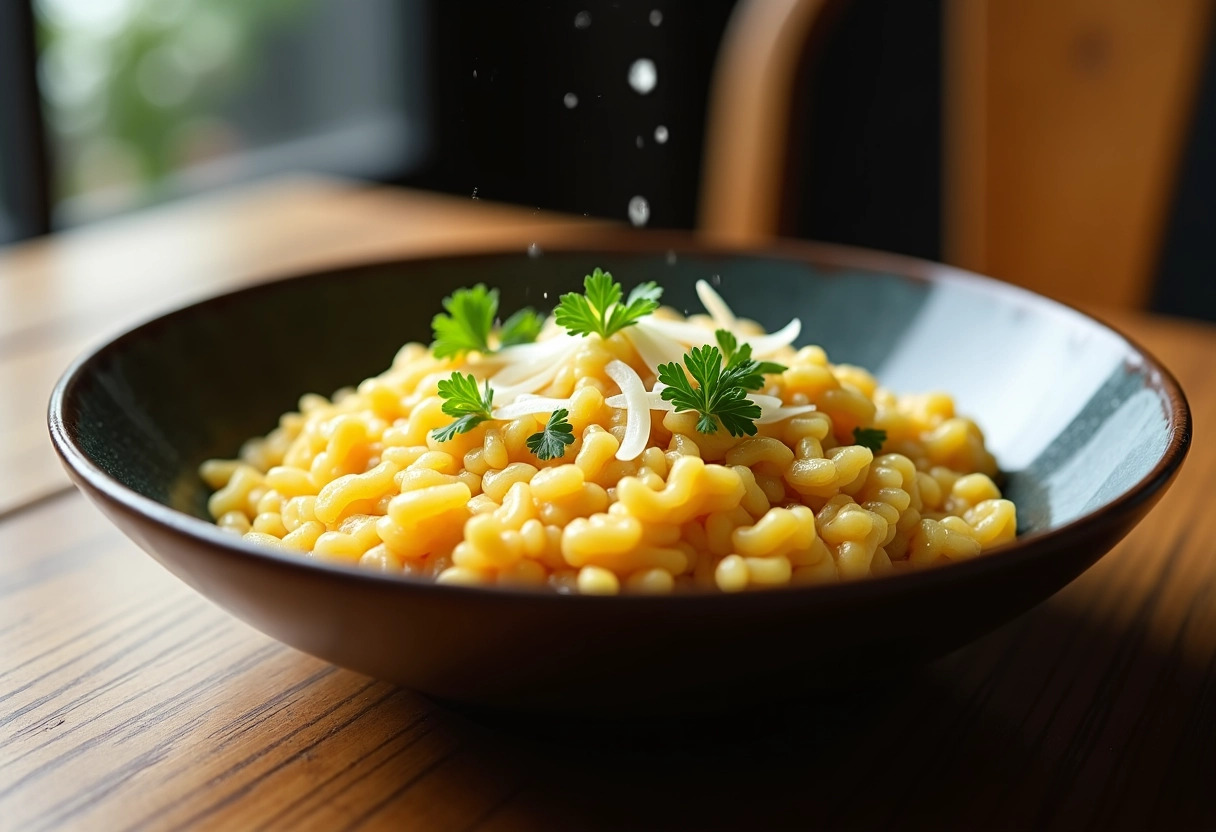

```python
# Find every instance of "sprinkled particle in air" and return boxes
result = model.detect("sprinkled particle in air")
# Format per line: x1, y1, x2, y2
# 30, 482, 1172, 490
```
471, 187, 479, 200
527, 243, 543, 258
628, 58, 657, 95
649, 9, 663, 26
628, 196, 650, 227
636, 135, 644, 148
574, 10, 591, 29
654, 125, 668, 144
563, 92, 579, 109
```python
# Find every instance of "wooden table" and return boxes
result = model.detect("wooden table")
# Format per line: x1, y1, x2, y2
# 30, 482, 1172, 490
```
2, 178, 1213, 831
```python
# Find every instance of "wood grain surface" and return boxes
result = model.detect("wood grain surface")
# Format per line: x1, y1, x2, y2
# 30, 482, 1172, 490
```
2, 180, 1214, 831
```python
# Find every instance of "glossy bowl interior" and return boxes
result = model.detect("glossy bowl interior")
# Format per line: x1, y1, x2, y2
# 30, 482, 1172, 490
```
48, 240, 1191, 713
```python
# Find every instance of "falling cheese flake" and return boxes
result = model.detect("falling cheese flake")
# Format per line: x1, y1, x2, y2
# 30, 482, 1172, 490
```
628, 59, 657, 95
628, 196, 651, 227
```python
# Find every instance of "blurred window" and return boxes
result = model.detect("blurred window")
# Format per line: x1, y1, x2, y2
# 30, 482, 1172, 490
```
0, 166, 9, 244
1, 0, 50, 244
34, 0, 428, 226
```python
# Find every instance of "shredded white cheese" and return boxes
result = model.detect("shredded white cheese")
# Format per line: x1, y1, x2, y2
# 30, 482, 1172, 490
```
477, 333, 574, 370
626, 323, 689, 376
641, 303, 800, 359
604, 388, 674, 412
695, 279, 738, 329
745, 318, 801, 357
755, 405, 818, 424
605, 388, 816, 425
639, 317, 718, 347
489, 361, 566, 403
491, 396, 576, 421
604, 360, 651, 461
466, 276, 809, 451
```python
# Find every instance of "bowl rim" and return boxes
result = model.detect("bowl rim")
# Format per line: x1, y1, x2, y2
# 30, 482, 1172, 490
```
47, 233, 1193, 608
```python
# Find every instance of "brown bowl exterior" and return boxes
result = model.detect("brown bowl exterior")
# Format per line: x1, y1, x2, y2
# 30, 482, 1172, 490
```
69, 470, 1171, 713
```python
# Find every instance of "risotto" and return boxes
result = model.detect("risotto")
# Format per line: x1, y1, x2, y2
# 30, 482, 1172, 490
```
201, 270, 1017, 594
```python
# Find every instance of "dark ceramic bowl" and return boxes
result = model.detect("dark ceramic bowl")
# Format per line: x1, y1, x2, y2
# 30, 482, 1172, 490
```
48, 238, 1191, 713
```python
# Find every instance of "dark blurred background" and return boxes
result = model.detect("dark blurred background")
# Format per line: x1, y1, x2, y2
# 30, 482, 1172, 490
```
1, 0, 1213, 319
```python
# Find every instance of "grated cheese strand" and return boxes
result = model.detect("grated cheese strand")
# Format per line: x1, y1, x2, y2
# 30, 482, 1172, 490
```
627, 323, 690, 377
489, 360, 566, 403
483, 336, 577, 386
604, 359, 652, 461
605, 390, 674, 411
642, 310, 800, 358
640, 317, 718, 347
491, 396, 576, 421
756, 405, 818, 424
696, 279, 738, 329
471, 338, 571, 379
746, 318, 801, 357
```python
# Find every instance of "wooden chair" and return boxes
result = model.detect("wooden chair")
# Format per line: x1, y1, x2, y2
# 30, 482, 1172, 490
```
699, 0, 1214, 309
698, 0, 841, 246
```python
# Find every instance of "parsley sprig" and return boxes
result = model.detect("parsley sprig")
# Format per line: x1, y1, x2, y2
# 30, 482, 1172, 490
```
431, 284, 544, 359
554, 268, 662, 339
526, 409, 576, 460
499, 307, 546, 347
852, 426, 887, 453
657, 345, 765, 437
714, 329, 787, 384
431, 285, 496, 359
431, 372, 495, 442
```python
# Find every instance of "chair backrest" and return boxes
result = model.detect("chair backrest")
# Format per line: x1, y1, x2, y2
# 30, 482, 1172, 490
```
700, 0, 1214, 309
698, 0, 840, 244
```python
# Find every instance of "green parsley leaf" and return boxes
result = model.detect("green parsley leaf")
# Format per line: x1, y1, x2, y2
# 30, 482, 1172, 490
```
432, 414, 487, 443
431, 372, 494, 442
553, 268, 662, 339
526, 408, 576, 460
715, 329, 740, 362
714, 329, 786, 390
432, 285, 547, 357
754, 360, 789, 377
852, 426, 887, 453
584, 268, 621, 315
499, 307, 546, 347
432, 285, 498, 359
657, 345, 763, 437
